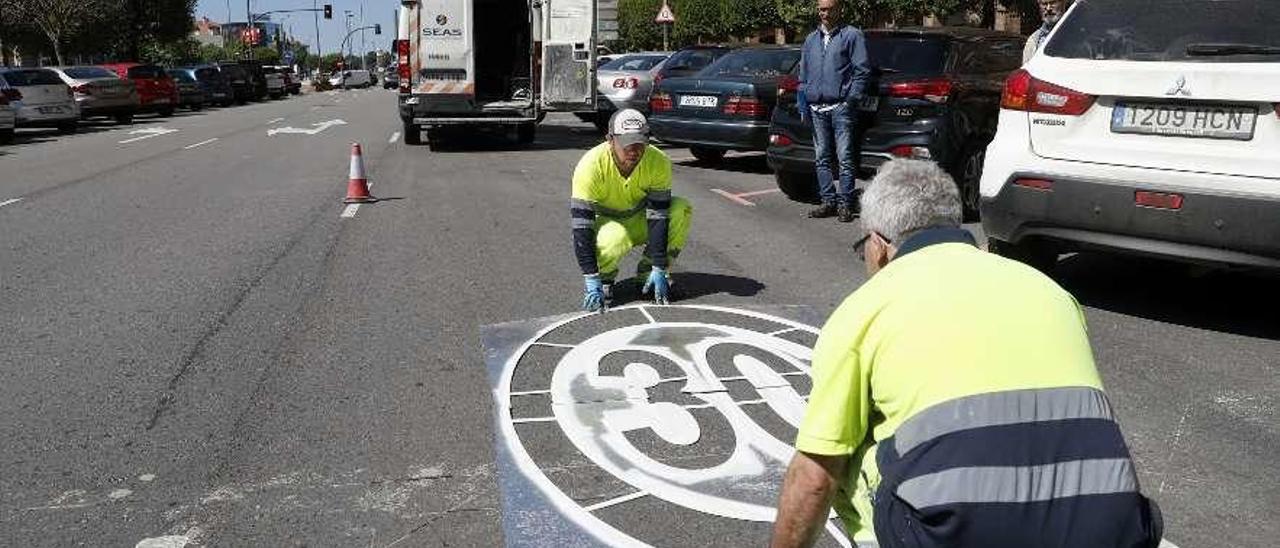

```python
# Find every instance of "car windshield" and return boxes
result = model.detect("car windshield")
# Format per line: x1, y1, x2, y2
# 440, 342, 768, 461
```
867, 36, 947, 75
2, 69, 63, 86
66, 67, 118, 79
600, 55, 667, 72
195, 68, 221, 80
168, 70, 196, 82
664, 48, 725, 72
1045, 0, 1280, 62
127, 66, 167, 79
699, 49, 799, 78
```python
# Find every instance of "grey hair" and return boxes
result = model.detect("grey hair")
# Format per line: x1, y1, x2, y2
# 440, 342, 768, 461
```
859, 159, 963, 243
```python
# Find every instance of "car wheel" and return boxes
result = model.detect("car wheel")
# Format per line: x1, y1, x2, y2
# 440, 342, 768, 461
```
690, 147, 726, 165
0, 128, 14, 144
774, 170, 819, 203
403, 122, 422, 146
953, 142, 986, 222
516, 123, 537, 145
57, 121, 78, 134
115, 114, 134, 125
159, 107, 174, 117
988, 238, 1059, 273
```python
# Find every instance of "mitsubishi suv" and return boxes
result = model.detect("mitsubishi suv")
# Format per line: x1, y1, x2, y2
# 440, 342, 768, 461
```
981, 0, 1280, 271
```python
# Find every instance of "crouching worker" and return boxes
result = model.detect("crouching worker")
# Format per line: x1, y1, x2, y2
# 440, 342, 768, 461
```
570, 109, 693, 312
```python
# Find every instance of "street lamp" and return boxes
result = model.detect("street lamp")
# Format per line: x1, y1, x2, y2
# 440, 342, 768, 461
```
344, 11, 355, 65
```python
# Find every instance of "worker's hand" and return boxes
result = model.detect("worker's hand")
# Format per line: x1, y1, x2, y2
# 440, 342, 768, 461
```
582, 274, 606, 313
641, 267, 670, 305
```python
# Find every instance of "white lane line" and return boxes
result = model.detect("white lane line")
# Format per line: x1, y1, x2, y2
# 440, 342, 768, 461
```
1160, 540, 1181, 548
389, 131, 401, 143
118, 128, 178, 144
183, 138, 218, 150
340, 204, 360, 218
583, 491, 648, 512
638, 306, 657, 324
532, 342, 576, 349
737, 188, 782, 199
509, 389, 552, 397
0, 198, 23, 209
267, 117, 285, 124
710, 188, 757, 207
510, 416, 558, 424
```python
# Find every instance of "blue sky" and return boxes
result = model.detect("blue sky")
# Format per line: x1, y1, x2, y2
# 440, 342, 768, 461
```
196, 0, 397, 56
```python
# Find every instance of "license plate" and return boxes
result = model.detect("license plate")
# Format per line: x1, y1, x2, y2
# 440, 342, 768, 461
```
154, 98, 170, 104
1111, 102, 1257, 140
37, 106, 64, 114
212, 93, 226, 98
858, 96, 879, 112
679, 95, 718, 108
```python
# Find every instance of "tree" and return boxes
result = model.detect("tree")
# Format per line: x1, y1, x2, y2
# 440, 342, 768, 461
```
617, 0, 663, 52
0, 0, 108, 65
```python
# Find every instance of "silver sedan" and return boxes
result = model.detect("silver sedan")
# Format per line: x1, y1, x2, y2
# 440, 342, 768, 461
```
49, 66, 139, 125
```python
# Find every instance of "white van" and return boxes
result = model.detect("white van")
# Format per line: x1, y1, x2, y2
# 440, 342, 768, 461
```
331, 69, 373, 89
394, 0, 605, 146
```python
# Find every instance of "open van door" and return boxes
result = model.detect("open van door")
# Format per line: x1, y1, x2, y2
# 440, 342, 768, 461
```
539, 0, 596, 111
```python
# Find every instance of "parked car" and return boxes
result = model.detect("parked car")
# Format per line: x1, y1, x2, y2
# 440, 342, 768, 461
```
330, 69, 372, 89
0, 68, 79, 134
0, 94, 15, 143
383, 66, 400, 89
187, 65, 235, 107
214, 63, 254, 104
49, 66, 139, 125
102, 63, 177, 117
236, 62, 269, 100
653, 45, 732, 86
271, 66, 301, 95
649, 46, 802, 164
767, 27, 1025, 214
981, 0, 1280, 272
598, 53, 669, 113
167, 69, 206, 111
260, 66, 287, 99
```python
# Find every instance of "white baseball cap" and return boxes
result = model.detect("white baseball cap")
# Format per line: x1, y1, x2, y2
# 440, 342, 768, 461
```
609, 109, 650, 148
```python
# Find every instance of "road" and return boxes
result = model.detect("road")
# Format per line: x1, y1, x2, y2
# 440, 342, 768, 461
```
0, 88, 1275, 547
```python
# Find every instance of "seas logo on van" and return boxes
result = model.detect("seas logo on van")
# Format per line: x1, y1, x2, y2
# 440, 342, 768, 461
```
425, 13, 463, 38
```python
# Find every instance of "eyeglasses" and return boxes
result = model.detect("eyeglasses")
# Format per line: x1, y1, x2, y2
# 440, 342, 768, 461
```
853, 232, 890, 261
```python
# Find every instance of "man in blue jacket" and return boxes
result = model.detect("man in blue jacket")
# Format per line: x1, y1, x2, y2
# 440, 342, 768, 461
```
799, 0, 871, 223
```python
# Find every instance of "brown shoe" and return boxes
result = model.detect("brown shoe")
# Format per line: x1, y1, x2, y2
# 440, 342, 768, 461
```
808, 203, 837, 218
838, 204, 856, 223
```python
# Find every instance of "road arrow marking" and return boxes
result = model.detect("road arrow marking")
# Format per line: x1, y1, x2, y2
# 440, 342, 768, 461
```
266, 119, 348, 136
0, 198, 23, 209
118, 127, 178, 144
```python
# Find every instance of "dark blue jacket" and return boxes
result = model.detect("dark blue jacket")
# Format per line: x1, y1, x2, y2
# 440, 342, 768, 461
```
798, 25, 871, 107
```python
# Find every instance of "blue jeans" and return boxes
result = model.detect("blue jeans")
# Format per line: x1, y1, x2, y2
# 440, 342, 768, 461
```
811, 104, 858, 207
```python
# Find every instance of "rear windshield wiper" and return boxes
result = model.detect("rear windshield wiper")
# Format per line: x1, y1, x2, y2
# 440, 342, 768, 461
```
1186, 43, 1280, 56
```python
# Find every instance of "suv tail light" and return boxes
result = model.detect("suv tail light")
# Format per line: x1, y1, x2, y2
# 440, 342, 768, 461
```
2, 88, 22, 102
650, 91, 673, 112
724, 95, 768, 118
1002, 69, 1095, 116
888, 78, 953, 104
778, 75, 799, 98
73, 84, 92, 95
890, 145, 932, 159
769, 134, 793, 147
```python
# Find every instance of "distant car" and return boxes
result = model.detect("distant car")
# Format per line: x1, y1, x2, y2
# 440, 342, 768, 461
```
331, 69, 372, 89
0, 68, 80, 134
236, 62, 270, 100
767, 27, 1026, 214
186, 65, 235, 107
981, 0, 1280, 272
383, 67, 400, 89
49, 66, 139, 125
260, 66, 287, 99
167, 69, 206, 111
653, 45, 732, 87
0, 93, 15, 143
270, 67, 301, 94
649, 46, 802, 164
102, 63, 177, 117
214, 63, 254, 104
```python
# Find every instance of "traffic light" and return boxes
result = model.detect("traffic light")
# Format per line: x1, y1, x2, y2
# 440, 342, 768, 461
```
323, 4, 332, 19
374, 24, 382, 35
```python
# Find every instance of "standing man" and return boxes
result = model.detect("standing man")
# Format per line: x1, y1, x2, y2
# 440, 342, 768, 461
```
570, 109, 693, 312
798, 0, 871, 223
1024, 0, 1070, 63
771, 159, 1163, 548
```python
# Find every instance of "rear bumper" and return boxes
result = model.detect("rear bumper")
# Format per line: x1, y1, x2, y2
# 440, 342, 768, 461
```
81, 103, 137, 117
981, 174, 1280, 269
765, 141, 890, 178
399, 94, 535, 125
649, 115, 771, 151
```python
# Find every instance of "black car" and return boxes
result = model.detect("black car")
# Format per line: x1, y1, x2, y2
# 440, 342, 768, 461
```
649, 46, 801, 164
214, 63, 253, 104
766, 27, 1025, 218
187, 65, 235, 107
166, 69, 206, 111
653, 45, 732, 85
236, 61, 269, 100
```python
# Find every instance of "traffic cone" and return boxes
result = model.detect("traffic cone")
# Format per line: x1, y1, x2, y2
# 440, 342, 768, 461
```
344, 143, 377, 204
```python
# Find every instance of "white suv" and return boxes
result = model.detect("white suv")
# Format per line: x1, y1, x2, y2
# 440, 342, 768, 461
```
980, 0, 1280, 271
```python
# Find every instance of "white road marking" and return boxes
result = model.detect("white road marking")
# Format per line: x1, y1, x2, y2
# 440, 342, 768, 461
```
767, 327, 797, 336
510, 416, 558, 424
183, 138, 217, 150
135, 536, 190, 548
532, 342, 576, 349
139, 474, 156, 482
267, 119, 347, 136
389, 131, 401, 143
267, 117, 285, 124
736, 188, 782, 199
508, 389, 553, 397
1159, 540, 1181, 548
638, 306, 657, 323
583, 491, 648, 512
340, 204, 360, 218
710, 188, 758, 207
0, 198, 23, 209
118, 127, 178, 144
108, 489, 132, 500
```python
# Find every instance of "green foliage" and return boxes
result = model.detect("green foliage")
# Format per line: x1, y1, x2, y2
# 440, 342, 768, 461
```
140, 36, 200, 65
318, 53, 345, 72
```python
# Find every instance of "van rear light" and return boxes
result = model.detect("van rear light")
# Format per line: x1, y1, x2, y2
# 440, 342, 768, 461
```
613, 77, 639, 89
650, 91, 673, 112
769, 134, 793, 147
724, 95, 768, 118
1013, 178, 1054, 191
888, 78, 953, 104
1135, 190, 1183, 210
890, 145, 931, 159
1002, 69, 1094, 116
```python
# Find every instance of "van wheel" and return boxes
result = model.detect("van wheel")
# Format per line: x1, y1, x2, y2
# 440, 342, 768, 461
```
690, 147, 725, 165
516, 123, 536, 145
988, 238, 1059, 273
57, 121, 78, 134
403, 123, 422, 146
953, 142, 986, 222
775, 170, 819, 203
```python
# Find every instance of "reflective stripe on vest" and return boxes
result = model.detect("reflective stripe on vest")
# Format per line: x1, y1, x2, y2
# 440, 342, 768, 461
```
897, 458, 1138, 509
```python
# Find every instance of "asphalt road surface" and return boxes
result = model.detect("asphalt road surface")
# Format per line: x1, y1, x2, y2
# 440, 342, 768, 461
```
0, 88, 1275, 547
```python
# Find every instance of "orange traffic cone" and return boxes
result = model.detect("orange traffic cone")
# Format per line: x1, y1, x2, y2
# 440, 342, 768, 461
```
344, 143, 377, 204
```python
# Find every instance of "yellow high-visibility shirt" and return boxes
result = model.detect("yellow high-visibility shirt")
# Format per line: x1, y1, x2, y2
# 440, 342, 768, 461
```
571, 142, 672, 217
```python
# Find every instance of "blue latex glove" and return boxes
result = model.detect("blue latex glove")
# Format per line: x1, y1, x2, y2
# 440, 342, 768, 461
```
641, 267, 670, 305
582, 274, 606, 313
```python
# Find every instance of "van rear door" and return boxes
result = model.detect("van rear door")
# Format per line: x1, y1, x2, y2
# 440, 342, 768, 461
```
540, 0, 596, 110
414, 0, 473, 95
